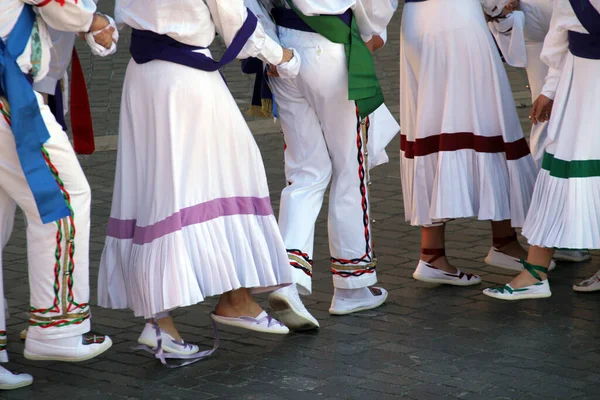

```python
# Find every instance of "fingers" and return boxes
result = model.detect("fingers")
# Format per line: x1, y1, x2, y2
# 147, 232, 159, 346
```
266, 64, 279, 77
530, 100, 539, 124
94, 27, 115, 49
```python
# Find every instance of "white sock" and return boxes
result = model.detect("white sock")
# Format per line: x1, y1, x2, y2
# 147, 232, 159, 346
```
333, 287, 373, 300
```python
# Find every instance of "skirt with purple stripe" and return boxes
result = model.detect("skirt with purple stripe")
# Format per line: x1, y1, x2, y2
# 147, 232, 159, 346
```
97, 55, 293, 319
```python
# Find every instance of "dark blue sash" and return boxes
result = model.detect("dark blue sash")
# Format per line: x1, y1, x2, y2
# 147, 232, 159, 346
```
567, 0, 600, 59
568, 0, 600, 35
568, 31, 600, 59
0, 5, 70, 224
129, 9, 258, 72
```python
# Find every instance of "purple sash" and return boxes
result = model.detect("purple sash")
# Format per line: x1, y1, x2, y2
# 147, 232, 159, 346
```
129, 9, 258, 72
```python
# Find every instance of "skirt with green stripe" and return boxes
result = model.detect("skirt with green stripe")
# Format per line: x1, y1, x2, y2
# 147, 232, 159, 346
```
522, 53, 600, 249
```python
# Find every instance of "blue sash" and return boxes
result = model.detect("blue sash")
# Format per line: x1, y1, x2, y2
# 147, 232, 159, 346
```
568, 0, 600, 59
0, 5, 70, 224
129, 9, 258, 72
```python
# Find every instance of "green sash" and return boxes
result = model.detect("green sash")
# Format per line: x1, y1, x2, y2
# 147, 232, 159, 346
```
285, 1, 384, 118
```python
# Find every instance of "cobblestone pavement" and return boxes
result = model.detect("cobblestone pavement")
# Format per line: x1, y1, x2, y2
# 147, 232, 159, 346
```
2, 3, 600, 399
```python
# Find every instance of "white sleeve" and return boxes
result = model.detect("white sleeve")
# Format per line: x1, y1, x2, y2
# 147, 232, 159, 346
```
244, 0, 280, 44
540, 2, 568, 100
352, 0, 398, 42
481, 0, 511, 17
206, 0, 283, 65
25, 0, 96, 33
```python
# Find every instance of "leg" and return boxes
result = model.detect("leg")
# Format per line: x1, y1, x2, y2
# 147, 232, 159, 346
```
300, 46, 386, 313
490, 220, 527, 259
0, 93, 111, 361
0, 190, 31, 390
420, 224, 450, 271
264, 74, 327, 330
271, 77, 332, 295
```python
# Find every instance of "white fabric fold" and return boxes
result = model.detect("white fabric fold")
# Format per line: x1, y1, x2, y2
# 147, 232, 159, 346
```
488, 11, 527, 68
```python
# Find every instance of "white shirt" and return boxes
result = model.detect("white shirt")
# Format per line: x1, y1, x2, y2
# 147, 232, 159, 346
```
115, 0, 284, 66
1, 0, 96, 82
275, 0, 398, 42
540, 0, 600, 99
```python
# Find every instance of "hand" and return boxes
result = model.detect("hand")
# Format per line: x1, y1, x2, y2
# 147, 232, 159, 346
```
94, 27, 116, 49
365, 35, 384, 54
278, 48, 294, 65
501, 0, 520, 16
266, 64, 279, 77
530, 94, 553, 125
89, 13, 110, 33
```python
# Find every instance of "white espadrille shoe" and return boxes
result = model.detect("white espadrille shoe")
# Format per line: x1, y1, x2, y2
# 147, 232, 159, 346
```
573, 271, 600, 293
137, 323, 200, 356
413, 260, 481, 286
211, 312, 289, 334
485, 247, 556, 272
483, 261, 551, 300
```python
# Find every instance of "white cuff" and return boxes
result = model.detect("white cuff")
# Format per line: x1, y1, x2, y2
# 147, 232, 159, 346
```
275, 48, 301, 79
85, 15, 119, 57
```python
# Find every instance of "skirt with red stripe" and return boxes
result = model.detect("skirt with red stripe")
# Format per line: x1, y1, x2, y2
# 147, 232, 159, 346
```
399, 0, 537, 227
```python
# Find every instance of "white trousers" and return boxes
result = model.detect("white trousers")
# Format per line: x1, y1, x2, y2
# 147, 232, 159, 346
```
0, 92, 91, 340
271, 28, 377, 294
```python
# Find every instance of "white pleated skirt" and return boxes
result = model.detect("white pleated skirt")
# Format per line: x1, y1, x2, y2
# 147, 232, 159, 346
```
399, 0, 537, 227
522, 53, 600, 249
98, 57, 293, 318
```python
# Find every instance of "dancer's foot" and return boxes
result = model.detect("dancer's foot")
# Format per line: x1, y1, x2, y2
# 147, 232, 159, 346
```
24, 332, 112, 362
152, 315, 183, 342
215, 288, 263, 319
329, 287, 388, 315
484, 260, 551, 300
213, 289, 289, 334
573, 270, 600, 292
0, 366, 32, 390
269, 285, 319, 331
137, 323, 199, 356
413, 248, 481, 286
